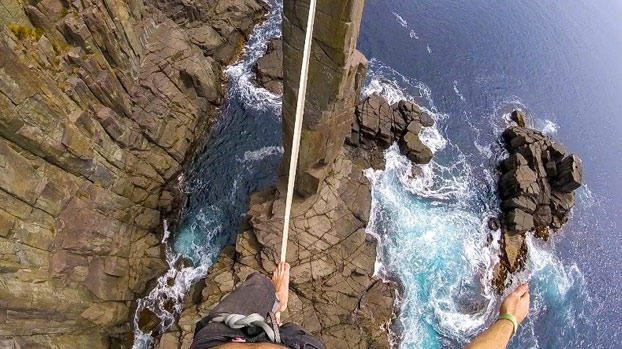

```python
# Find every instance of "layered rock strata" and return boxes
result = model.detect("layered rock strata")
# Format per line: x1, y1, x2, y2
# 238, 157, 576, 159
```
281, 0, 369, 196
168, 155, 396, 348
0, 0, 267, 347
492, 111, 583, 290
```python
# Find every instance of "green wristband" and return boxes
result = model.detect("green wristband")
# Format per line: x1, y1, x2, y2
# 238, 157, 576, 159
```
498, 313, 518, 336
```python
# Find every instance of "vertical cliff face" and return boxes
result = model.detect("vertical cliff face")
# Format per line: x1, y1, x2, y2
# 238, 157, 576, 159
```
281, 0, 368, 196
0, 0, 267, 347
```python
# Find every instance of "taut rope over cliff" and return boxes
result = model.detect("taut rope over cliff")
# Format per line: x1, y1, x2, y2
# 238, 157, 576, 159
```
280, 0, 318, 262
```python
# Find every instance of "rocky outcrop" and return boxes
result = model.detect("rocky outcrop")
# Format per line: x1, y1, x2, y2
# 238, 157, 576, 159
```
0, 0, 267, 347
348, 96, 434, 166
492, 112, 583, 290
253, 38, 283, 94
154, 1, 401, 348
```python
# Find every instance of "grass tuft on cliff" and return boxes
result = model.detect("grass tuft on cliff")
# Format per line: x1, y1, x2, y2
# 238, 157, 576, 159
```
8, 25, 45, 41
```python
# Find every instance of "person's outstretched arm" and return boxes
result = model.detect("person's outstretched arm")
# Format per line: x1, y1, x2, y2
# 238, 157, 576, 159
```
465, 283, 530, 349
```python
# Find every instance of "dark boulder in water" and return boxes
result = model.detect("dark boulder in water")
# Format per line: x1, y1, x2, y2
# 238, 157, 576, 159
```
349, 94, 434, 164
399, 130, 434, 164
553, 154, 583, 192
492, 122, 583, 292
488, 217, 501, 231
419, 111, 435, 127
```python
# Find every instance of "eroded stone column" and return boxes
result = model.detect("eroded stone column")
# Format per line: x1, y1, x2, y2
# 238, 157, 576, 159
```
282, 0, 368, 196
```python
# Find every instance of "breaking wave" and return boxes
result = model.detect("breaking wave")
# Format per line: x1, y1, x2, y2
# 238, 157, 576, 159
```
453, 80, 466, 102
393, 12, 408, 28
224, 1, 282, 112
238, 145, 284, 163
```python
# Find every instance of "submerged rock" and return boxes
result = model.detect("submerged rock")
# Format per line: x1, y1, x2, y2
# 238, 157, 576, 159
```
488, 217, 501, 231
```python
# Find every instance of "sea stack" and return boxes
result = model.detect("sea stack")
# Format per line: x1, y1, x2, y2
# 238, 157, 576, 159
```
493, 111, 583, 291
170, 1, 399, 348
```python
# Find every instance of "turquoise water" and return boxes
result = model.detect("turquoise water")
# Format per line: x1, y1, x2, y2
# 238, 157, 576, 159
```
366, 144, 593, 348
360, 0, 620, 346
362, 63, 596, 347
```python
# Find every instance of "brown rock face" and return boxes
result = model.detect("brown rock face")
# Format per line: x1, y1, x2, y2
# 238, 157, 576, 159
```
349, 95, 434, 165
167, 155, 396, 348
156, 2, 398, 347
0, 0, 267, 347
282, 0, 369, 196
254, 38, 284, 94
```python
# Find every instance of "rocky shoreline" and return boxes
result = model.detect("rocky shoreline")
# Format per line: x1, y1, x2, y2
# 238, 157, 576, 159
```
152, 1, 409, 347
147, 4, 584, 348
0, 0, 268, 347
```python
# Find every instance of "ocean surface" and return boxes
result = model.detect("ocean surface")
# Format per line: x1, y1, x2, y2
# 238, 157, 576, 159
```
133, 0, 622, 348
360, 0, 622, 348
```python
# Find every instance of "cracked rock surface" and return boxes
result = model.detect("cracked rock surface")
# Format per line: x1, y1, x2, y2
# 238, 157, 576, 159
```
0, 0, 267, 346
166, 153, 396, 348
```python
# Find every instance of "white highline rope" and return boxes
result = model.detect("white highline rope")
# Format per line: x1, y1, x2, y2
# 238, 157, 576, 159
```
280, 0, 317, 262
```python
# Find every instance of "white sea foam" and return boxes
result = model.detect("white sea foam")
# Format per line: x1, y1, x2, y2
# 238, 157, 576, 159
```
474, 141, 494, 158
539, 119, 559, 135
238, 145, 284, 162
363, 57, 588, 347
365, 144, 500, 347
453, 80, 466, 101
132, 221, 212, 349
363, 59, 440, 113
427, 44, 432, 54
409, 30, 420, 39
224, 0, 283, 113
363, 59, 447, 156
393, 12, 408, 28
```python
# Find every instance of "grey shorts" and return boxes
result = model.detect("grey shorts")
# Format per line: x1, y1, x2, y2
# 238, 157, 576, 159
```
190, 272, 325, 349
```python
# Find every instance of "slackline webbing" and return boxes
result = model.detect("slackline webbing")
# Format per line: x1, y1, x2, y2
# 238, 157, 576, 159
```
280, 0, 317, 262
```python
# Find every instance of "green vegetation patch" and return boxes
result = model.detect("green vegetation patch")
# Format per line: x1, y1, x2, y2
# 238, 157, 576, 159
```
7, 25, 45, 41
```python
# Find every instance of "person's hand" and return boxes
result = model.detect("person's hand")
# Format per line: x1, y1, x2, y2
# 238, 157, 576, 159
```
500, 283, 530, 324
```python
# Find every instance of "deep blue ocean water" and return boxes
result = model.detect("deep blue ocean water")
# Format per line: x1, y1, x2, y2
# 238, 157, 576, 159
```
134, 0, 622, 347
359, 0, 622, 347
